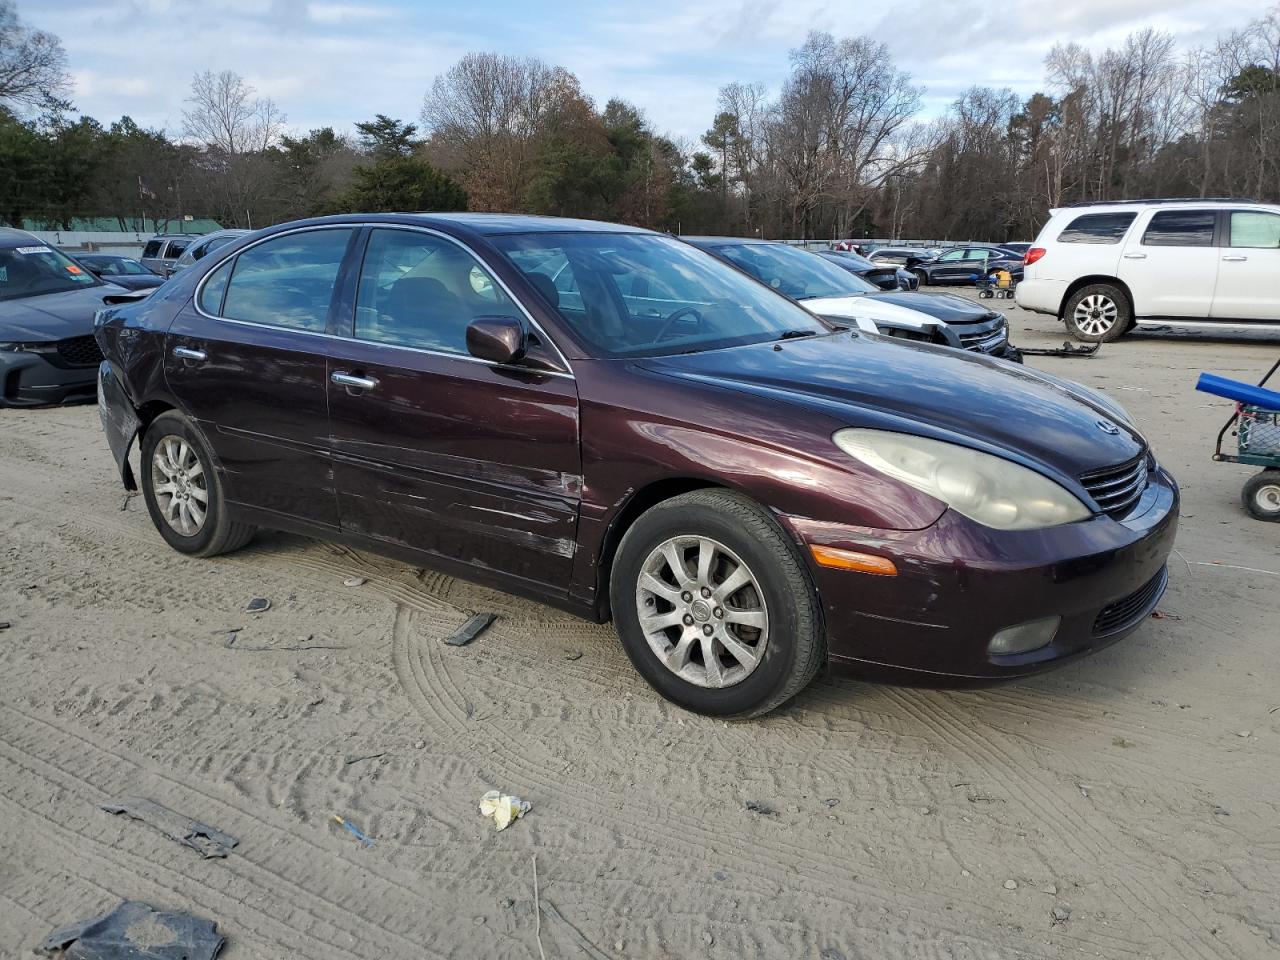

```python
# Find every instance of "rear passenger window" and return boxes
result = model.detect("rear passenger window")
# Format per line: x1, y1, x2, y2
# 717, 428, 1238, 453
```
221, 229, 352, 332
353, 228, 515, 354
1057, 213, 1136, 244
199, 259, 232, 315
142, 240, 162, 259
1229, 211, 1280, 248
1142, 211, 1216, 247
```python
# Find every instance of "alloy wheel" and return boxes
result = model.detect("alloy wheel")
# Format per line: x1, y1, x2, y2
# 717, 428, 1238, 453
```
634, 535, 769, 688
150, 435, 209, 536
1073, 294, 1118, 336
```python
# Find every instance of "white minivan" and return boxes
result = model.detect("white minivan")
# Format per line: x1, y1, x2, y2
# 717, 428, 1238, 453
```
1016, 199, 1280, 341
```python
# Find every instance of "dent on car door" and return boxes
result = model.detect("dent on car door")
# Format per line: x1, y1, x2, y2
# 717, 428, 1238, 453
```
1212, 210, 1280, 321
165, 227, 357, 528
325, 227, 582, 592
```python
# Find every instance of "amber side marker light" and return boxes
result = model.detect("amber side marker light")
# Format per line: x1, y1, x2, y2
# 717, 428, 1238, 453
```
809, 545, 898, 576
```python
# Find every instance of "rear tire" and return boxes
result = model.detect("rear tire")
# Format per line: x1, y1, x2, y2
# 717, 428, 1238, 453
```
1064, 283, 1132, 342
610, 490, 825, 718
140, 410, 256, 557
1242, 470, 1280, 522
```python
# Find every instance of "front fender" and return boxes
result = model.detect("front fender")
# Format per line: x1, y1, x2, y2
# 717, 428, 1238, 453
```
97, 361, 140, 491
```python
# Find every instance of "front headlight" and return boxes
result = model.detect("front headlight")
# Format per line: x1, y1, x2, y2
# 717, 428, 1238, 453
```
833, 428, 1092, 531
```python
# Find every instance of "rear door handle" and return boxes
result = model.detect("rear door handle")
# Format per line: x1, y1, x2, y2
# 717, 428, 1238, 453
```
1222, 255, 1248, 262
331, 371, 379, 391
172, 346, 207, 362
1123, 252, 1147, 260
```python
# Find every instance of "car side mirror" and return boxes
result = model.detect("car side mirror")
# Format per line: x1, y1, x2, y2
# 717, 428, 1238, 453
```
466, 316, 526, 365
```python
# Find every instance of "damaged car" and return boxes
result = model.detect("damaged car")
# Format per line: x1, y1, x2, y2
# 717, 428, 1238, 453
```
96, 213, 1178, 717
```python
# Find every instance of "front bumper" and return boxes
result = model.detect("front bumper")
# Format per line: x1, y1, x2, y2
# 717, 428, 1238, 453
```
0, 347, 99, 407
783, 466, 1179, 683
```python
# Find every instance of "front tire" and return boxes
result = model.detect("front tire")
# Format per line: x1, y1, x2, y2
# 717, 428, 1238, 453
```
1064, 283, 1132, 342
1243, 470, 1280, 522
140, 410, 256, 557
610, 490, 825, 717
913, 269, 928, 288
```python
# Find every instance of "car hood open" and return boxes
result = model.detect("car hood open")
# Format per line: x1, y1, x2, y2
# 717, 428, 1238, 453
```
639, 332, 1144, 479
0, 284, 128, 342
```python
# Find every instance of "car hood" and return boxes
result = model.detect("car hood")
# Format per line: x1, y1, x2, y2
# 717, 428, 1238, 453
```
0, 284, 129, 342
800, 292, 997, 328
639, 333, 1144, 478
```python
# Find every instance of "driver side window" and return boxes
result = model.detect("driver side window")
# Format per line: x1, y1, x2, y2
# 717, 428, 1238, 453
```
938, 249, 965, 262
353, 228, 517, 354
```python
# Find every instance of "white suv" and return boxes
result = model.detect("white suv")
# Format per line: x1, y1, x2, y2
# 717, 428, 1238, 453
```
1016, 199, 1280, 341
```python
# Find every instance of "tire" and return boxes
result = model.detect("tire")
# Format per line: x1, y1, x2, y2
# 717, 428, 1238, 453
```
1064, 283, 1132, 342
913, 269, 928, 288
609, 490, 825, 718
1242, 470, 1280, 522
140, 410, 256, 557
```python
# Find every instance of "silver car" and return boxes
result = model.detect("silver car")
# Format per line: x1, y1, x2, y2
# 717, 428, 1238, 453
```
168, 229, 251, 276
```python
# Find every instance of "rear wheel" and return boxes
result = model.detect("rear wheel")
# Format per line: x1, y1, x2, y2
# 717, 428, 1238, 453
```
140, 411, 256, 557
1242, 470, 1280, 522
1064, 283, 1132, 342
610, 490, 825, 717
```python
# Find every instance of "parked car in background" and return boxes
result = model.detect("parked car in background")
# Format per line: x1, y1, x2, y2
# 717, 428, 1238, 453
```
140, 234, 201, 277
830, 239, 868, 255
819, 250, 918, 290
168, 229, 250, 276
686, 237, 1018, 359
74, 253, 165, 291
1017, 199, 1280, 342
0, 229, 130, 406
867, 246, 933, 269
911, 246, 1026, 286
96, 212, 1178, 717
1001, 242, 1033, 256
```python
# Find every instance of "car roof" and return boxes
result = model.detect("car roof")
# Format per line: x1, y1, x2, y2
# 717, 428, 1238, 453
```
0, 227, 42, 247
1052, 199, 1280, 215
682, 236, 779, 246
411, 213, 655, 235
146, 232, 205, 242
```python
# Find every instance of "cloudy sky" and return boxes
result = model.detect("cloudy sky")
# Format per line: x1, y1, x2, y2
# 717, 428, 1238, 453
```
26, 0, 1264, 144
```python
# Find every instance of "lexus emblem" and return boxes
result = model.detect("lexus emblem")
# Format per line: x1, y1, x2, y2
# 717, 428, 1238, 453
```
1095, 419, 1121, 435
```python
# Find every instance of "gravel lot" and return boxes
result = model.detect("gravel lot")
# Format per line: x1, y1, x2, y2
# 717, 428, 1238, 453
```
1, 295, 1277, 959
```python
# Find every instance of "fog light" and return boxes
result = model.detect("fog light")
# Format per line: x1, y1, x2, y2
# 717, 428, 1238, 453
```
988, 616, 1060, 656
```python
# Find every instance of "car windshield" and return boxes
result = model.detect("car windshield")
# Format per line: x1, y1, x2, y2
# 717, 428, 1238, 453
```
0, 243, 102, 301
712, 243, 878, 300
488, 232, 831, 358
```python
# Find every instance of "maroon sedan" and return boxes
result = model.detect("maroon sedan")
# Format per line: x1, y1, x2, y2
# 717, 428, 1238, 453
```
95, 214, 1178, 716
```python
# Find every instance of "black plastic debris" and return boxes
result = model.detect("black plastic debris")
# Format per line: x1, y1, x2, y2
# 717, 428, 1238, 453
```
36, 900, 225, 960
0, 621, 10, 631
245, 597, 271, 613
101, 797, 238, 859
445, 613, 496, 646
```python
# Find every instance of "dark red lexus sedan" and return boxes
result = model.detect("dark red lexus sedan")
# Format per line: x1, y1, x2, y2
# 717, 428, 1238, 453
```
95, 214, 1178, 716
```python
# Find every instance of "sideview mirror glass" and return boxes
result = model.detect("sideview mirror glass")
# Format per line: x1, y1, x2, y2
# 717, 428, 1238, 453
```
466, 316, 526, 365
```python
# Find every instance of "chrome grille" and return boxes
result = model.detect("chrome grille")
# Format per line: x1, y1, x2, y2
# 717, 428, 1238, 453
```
1080, 455, 1149, 519
54, 335, 104, 368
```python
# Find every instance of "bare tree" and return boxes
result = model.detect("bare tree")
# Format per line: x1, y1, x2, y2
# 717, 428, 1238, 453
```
0, 0, 69, 112
182, 70, 285, 156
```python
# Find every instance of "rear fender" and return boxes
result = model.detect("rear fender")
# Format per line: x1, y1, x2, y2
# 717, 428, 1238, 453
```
97, 361, 140, 491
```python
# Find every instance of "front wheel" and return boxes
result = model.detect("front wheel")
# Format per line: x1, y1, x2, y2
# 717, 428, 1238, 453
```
913, 269, 928, 288
1243, 470, 1280, 522
610, 490, 825, 717
140, 410, 256, 557
1064, 284, 1132, 342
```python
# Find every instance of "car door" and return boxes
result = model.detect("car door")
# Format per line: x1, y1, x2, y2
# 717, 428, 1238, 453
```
165, 226, 358, 530
1212, 209, 1280, 321
325, 226, 582, 592
1117, 209, 1220, 318
930, 248, 970, 282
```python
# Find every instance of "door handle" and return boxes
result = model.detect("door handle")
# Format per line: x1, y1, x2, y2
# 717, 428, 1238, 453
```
172, 346, 207, 362
331, 371, 379, 391
1122, 252, 1147, 260
1222, 255, 1248, 262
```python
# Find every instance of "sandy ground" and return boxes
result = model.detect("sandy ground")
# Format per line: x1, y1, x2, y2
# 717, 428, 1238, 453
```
1, 299, 1278, 960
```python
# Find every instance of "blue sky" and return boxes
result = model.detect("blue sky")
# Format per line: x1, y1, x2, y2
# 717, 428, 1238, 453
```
27, 0, 1266, 145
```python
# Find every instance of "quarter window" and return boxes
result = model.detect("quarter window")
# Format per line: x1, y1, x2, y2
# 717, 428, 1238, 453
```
166, 240, 191, 259
199, 258, 233, 315
142, 240, 162, 259
354, 228, 517, 353
1142, 211, 1216, 247
1229, 211, 1280, 249
221, 229, 352, 332
1058, 212, 1136, 243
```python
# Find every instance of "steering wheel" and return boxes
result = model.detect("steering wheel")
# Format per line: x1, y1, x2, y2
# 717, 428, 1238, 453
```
652, 305, 704, 344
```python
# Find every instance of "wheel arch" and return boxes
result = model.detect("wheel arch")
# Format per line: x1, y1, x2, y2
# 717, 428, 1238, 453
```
1059, 275, 1134, 320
